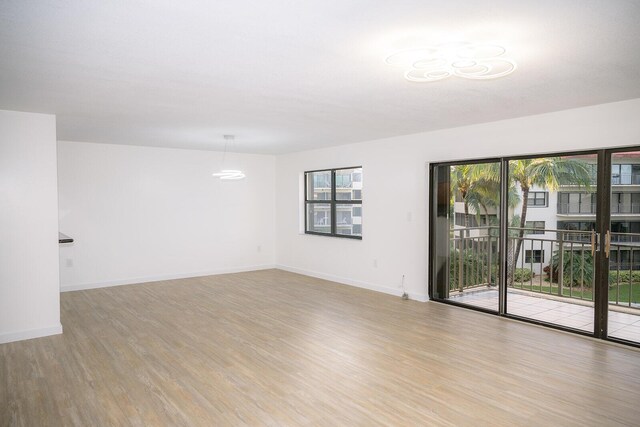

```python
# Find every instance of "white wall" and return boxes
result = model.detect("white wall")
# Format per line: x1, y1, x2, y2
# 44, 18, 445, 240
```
275, 99, 640, 301
58, 141, 275, 291
0, 110, 61, 343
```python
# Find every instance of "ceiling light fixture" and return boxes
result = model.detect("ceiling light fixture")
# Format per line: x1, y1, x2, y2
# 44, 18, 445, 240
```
212, 135, 246, 180
385, 42, 516, 82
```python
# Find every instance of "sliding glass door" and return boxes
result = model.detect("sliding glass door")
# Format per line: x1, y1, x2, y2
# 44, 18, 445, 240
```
429, 148, 640, 347
505, 154, 597, 333
430, 160, 501, 312
606, 149, 640, 345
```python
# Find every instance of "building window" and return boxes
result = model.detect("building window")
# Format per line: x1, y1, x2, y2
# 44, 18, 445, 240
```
611, 164, 640, 185
454, 212, 497, 227
557, 192, 596, 214
525, 221, 545, 234
305, 167, 362, 238
527, 191, 548, 207
525, 250, 544, 264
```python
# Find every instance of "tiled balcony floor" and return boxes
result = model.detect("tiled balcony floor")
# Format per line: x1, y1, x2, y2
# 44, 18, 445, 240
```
448, 287, 640, 343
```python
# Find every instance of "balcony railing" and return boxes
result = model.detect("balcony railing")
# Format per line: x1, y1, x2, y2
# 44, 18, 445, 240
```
612, 174, 640, 185
557, 202, 597, 215
449, 226, 639, 309
557, 202, 640, 215
611, 203, 640, 214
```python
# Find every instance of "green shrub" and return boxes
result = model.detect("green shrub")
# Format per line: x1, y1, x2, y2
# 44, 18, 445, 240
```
448, 248, 498, 289
548, 249, 594, 287
513, 268, 534, 282
609, 270, 640, 285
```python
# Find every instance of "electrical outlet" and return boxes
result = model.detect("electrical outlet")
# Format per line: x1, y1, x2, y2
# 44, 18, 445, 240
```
373, 259, 378, 268
66, 258, 73, 267
257, 245, 262, 252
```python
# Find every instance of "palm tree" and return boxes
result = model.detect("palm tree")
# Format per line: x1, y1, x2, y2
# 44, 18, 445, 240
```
465, 176, 521, 228
450, 164, 476, 235
509, 157, 592, 272
465, 177, 496, 227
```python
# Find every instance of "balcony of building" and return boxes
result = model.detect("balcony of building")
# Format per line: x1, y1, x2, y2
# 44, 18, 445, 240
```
445, 227, 640, 343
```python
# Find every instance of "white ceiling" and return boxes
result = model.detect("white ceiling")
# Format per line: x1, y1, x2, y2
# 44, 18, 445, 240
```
1, 0, 639, 154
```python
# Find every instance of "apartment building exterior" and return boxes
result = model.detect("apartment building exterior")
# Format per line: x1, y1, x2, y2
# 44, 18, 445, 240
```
452, 153, 640, 270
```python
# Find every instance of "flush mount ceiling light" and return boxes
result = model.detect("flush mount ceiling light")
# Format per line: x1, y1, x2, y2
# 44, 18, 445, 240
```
385, 42, 516, 82
212, 169, 246, 180
212, 135, 246, 180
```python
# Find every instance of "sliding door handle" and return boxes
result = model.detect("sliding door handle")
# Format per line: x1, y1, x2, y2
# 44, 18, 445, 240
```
605, 230, 611, 259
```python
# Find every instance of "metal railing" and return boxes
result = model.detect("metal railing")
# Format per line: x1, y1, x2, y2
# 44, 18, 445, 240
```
611, 203, 640, 214
557, 202, 640, 215
448, 227, 639, 309
449, 227, 499, 294
557, 202, 597, 215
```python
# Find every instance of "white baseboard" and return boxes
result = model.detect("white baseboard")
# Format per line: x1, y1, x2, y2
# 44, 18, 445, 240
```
275, 265, 429, 302
60, 264, 277, 292
0, 324, 63, 345
60, 264, 430, 302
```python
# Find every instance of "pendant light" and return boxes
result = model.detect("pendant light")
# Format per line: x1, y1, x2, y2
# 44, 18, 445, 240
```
212, 135, 246, 180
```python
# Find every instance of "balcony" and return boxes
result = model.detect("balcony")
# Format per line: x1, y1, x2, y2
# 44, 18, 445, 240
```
447, 226, 640, 342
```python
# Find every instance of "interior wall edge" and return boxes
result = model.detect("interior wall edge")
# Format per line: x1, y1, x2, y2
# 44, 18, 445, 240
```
0, 324, 63, 345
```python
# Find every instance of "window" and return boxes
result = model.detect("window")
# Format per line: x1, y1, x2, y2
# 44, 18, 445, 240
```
610, 193, 640, 213
611, 164, 640, 185
588, 163, 598, 184
454, 213, 497, 227
527, 191, 548, 207
305, 167, 362, 238
557, 192, 595, 214
612, 164, 632, 185
455, 212, 469, 227
525, 221, 545, 234
525, 250, 544, 264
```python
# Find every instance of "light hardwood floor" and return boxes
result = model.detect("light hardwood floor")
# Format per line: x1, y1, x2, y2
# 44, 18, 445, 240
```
2, 269, 640, 426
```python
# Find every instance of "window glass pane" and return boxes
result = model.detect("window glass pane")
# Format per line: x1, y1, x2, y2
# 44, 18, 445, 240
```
632, 193, 640, 214
306, 171, 331, 201
335, 168, 362, 200
612, 164, 621, 184
336, 204, 361, 236
580, 192, 593, 213
525, 221, 545, 234
306, 203, 331, 233
525, 250, 544, 263
558, 192, 569, 213
621, 164, 632, 184
430, 161, 500, 312
632, 165, 640, 184
527, 191, 547, 206
509, 154, 596, 333
589, 163, 598, 184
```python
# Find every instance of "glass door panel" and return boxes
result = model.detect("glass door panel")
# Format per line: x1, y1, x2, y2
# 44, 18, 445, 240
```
607, 151, 640, 344
506, 154, 597, 333
431, 162, 501, 312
